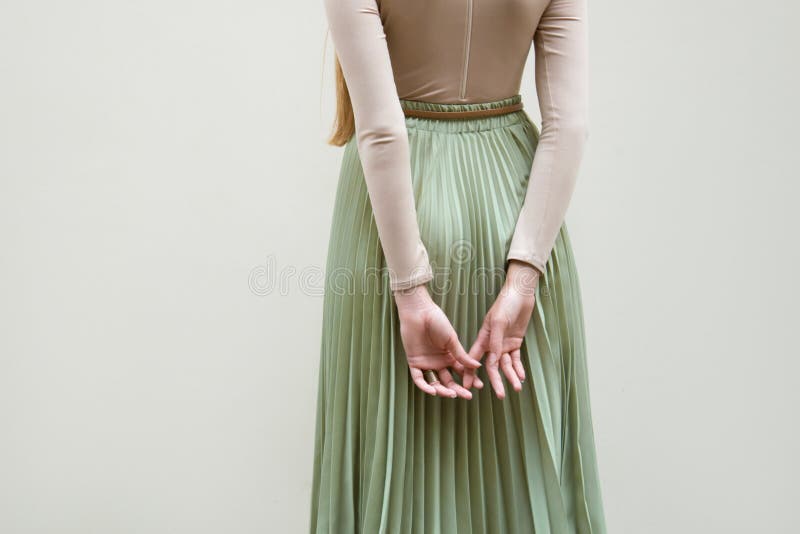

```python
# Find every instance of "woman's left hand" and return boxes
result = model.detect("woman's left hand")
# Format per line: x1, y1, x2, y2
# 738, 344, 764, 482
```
459, 260, 540, 398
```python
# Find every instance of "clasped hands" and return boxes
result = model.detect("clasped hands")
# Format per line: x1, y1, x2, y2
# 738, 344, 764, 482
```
394, 260, 540, 400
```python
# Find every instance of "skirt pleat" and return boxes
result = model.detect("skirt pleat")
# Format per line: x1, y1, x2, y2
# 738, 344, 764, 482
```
309, 95, 607, 534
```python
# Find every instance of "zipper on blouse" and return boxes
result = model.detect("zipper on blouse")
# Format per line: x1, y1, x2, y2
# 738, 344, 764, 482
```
459, 0, 474, 100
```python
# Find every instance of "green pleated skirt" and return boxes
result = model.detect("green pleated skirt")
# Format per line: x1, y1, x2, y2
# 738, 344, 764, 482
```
309, 95, 607, 534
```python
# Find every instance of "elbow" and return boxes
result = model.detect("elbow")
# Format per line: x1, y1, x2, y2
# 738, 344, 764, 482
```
353, 104, 409, 153
356, 122, 407, 151
354, 120, 409, 171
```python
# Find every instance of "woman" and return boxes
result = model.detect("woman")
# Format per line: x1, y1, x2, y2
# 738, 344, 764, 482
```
310, 0, 607, 532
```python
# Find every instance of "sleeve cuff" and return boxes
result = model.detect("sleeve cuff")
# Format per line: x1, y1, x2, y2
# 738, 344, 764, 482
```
389, 266, 434, 292
506, 250, 547, 277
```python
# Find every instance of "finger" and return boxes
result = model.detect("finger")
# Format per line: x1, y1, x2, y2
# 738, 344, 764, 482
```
500, 352, 522, 392
432, 378, 458, 399
451, 360, 466, 378
438, 368, 472, 400
463, 369, 482, 390
462, 368, 474, 389
426, 369, 457, 398
487, 318, 507, 398
409, 367, 437, 396
511, 349, 526, 382
486, 351, 506, 399
489, 317, 506, 365
446, 334, 482, 369
465, 325, 491, 391
467, 326, 491, 362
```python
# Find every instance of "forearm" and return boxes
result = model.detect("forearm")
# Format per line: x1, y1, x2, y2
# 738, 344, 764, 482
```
355, 120, 433, 291
506, 119, 589, 274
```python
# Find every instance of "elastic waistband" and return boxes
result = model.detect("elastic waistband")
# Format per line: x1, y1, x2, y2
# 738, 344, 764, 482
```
401, 95, 523, 120
399, 95, 530, 133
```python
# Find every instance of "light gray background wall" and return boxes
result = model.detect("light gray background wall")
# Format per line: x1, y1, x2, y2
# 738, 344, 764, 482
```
1, 1, 798, 533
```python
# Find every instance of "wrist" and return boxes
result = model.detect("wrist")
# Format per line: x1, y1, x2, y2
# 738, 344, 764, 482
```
393, 283, 434, 314
505, 260, 540, 296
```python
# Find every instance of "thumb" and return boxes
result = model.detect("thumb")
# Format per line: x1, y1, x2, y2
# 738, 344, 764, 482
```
488, 316, 506, 362
446, 332, 482, 369
467, 326, 490, 363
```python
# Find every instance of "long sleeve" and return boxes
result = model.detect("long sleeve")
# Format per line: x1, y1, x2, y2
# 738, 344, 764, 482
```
323, 0, 434, 291
506, 0, 590, 275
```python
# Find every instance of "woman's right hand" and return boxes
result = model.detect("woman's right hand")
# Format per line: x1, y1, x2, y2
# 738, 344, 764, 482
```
394, 284, 482, 399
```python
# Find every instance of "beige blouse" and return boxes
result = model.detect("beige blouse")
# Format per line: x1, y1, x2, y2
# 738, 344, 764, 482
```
324, 0, 589, 291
